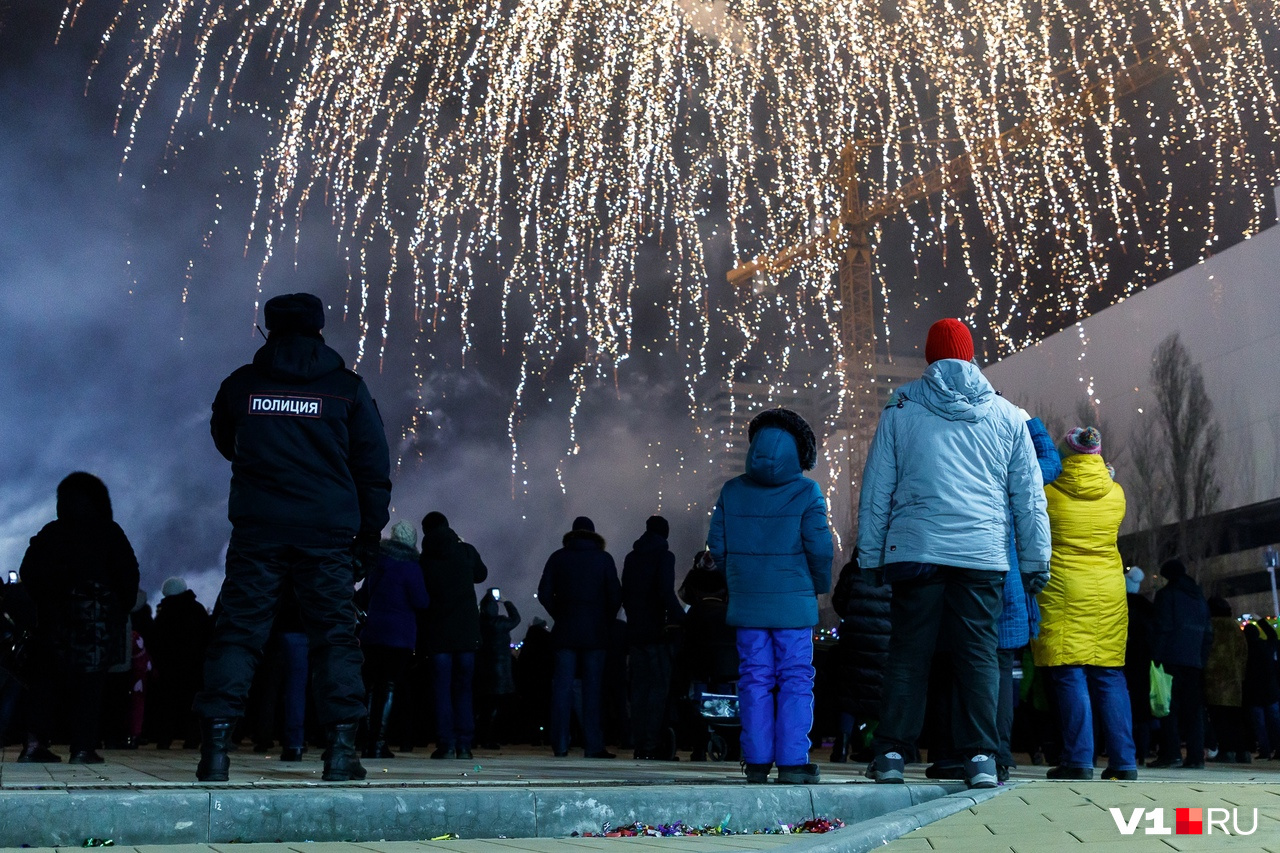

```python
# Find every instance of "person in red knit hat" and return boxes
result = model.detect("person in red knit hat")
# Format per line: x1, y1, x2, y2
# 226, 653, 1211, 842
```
857, 317, 1051, 790
923, 318, 975, 364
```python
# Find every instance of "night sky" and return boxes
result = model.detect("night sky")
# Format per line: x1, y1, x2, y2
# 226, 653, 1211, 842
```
2, 1, 1277, 614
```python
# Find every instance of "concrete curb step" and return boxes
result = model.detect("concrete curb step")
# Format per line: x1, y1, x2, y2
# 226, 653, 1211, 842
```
780, 785, 1009, 852
0, 782, 967, 847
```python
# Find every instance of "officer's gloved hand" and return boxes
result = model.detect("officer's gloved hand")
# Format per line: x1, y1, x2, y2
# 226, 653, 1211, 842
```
1022, 568, 1050, 596
352, 532, 381, 583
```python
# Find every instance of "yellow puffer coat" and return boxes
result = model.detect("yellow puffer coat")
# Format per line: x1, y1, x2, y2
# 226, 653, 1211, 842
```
1031, 453, 1127, 667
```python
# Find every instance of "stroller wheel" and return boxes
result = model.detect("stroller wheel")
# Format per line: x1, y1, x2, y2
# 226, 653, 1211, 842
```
708, 733, 727, 762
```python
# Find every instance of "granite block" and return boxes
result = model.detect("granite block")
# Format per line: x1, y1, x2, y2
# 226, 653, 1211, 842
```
206, 788, 537, 843
0, 790, 210, 848
529, 785, 814, 837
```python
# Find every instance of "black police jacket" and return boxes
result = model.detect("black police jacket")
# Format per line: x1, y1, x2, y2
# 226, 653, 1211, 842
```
211, 333, 392, 545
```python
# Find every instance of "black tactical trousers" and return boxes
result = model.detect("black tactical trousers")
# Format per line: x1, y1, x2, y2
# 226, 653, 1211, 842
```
194, 537, 365, 726
873, 567, 1005, 758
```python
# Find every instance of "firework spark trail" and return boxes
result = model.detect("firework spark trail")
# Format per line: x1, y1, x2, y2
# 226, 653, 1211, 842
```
72, 0, 1280, 504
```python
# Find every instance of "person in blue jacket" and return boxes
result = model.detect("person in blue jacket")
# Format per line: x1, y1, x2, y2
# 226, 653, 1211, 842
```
707, 407, 834, 784
857, 318, 1051, 790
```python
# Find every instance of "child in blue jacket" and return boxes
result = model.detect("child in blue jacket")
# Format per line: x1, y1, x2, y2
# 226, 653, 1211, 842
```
707, 408, 834, 784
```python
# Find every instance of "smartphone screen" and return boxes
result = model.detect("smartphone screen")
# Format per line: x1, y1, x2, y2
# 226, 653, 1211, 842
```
490, 587, 501, 600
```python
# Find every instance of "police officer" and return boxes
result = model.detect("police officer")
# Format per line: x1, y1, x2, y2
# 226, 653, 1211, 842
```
195, 293, 391, 782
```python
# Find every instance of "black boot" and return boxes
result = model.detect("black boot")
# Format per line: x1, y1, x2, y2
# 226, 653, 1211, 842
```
323, 721, 367, 781
363, 685, 396, 759
829, 733, 848, 763
196, 717, 235, 782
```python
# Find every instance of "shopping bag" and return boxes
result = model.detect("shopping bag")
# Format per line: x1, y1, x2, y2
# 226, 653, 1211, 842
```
1149, 663, 1173, 718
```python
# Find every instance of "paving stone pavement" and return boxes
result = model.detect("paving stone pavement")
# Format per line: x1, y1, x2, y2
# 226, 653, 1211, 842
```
1, 746, 1277, 852
880, 780, 1280, 853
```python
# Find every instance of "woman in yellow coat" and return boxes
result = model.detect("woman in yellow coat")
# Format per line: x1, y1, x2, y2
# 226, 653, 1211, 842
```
1031, 427, 1136, 780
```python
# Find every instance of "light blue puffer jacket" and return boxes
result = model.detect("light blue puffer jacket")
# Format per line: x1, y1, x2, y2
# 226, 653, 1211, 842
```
856, 360, 1050, 576
707, 426, 834, 628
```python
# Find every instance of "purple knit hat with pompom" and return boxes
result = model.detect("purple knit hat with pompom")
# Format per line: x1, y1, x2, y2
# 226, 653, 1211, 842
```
1062, 426, 1102, 456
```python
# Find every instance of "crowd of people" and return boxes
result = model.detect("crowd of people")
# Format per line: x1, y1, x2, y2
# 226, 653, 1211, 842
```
1, 301, 1277, 787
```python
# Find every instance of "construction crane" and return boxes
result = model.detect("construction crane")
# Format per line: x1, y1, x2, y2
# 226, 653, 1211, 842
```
726, 30, 1208, 536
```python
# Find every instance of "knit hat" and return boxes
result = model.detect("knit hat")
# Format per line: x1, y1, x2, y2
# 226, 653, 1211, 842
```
1160, 558, 1188, 581
390, 520, 417, 548
1061, 426, 1102, 456
572, 516, 595, 533
747, 407, 818, 471
645, 515, 669, 538
1124, 566, 1144, 594
263, 292, 325, 335
161, 577, 188, 598
422, 511, 449, 531
924, 318, 974, 364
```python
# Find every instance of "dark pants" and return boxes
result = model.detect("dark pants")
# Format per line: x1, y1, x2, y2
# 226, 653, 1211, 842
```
1207, 704, 1247, 758
1125, 658, 1152, 763
874, 567, 1004, 758
195, 537, 365, 726
431, 652, 475, 751
996, 647, 1018, 768
1160, 664, 1205, 765
628, 643, 672, 753
277, 632, 309, 749
552, 647, 606, 754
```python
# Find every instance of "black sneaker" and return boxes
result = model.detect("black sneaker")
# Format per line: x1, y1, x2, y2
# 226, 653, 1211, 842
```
776, 763, 821, 784
866, 751, 905, 784
430, 747, 456, 759
585, 750, 617, 759
1101, 767, 1137, 780
1046, 765, 1094, 780
743, 762, 771, 784
456, 748, 473, 760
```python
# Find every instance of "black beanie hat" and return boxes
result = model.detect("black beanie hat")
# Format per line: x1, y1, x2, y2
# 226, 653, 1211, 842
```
264, 293, 325, 335
747, 407, 818, 471
572, 516, 595, 532
422, 511, 449, 531
646, 515, 669, 538
1160, 558, 1188, 581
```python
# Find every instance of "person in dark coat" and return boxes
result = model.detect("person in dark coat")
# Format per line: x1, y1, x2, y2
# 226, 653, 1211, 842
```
1123, 567, 1156, 765
0, 579, 38, 750
707, 408, 834, 784
829, 556, 891, 763
537, 515, 623, 758
418, 511, 488, 759
149, 577, 212, 750
475, 590, 520, 749
18, 473, 140, 764
678, 552, 739, 689
360, 521, 430, 758
1243, 619, 1280, 759
513, 617, 554, 745
622, 515, 685, 759
1150, 558, 1213, 768
197, 292, 392, 783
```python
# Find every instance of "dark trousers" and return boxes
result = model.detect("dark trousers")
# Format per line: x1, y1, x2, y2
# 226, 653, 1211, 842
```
1125, 659, 1152, 763
552, 647, 606, 754
628, 643, 672, 753
1207, 704, 1247, 758
1160, 663, 1206, 765
277, 631, 309, 749
874, 567, 1004, 758
996, 647, 1018, 768
431, 652, 475, 750
195, 537, 365, 726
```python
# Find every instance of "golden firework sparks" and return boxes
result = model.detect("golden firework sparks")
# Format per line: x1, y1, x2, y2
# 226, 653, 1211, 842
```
66, 0, 1280, 506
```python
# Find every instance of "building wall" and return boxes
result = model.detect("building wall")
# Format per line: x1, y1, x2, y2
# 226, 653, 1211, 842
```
984, 193, 1280, 518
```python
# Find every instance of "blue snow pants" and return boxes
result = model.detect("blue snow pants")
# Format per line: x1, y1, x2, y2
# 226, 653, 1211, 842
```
736, 627, 814, 766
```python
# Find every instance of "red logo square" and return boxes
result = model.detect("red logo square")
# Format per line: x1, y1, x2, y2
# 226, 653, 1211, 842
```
1176, 808, 1203, 835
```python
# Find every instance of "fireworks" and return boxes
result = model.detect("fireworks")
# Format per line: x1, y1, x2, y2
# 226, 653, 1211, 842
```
66, 0, 1280, 506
